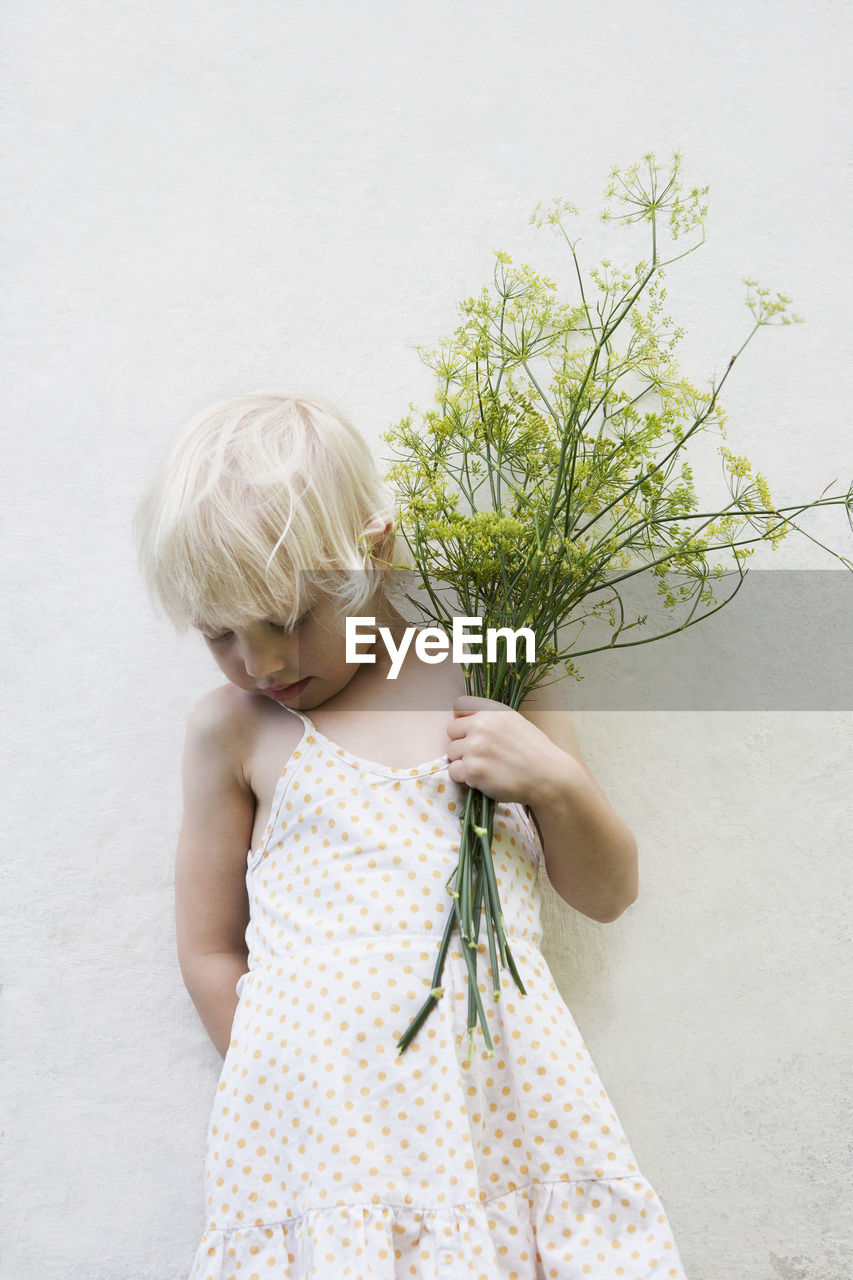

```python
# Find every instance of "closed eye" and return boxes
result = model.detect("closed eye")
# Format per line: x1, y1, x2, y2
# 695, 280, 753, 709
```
199, 611, 309, 645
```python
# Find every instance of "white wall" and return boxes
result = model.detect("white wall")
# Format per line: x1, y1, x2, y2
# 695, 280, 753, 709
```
3, 2, 851, 1277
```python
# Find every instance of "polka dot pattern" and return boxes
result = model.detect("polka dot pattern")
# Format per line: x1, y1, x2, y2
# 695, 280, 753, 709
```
189, 710, 687, 1279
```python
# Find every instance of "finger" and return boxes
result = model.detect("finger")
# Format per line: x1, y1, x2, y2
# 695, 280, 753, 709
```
445, 716, 471, 741
452, 694, 498, 715
446, 757, 467, 785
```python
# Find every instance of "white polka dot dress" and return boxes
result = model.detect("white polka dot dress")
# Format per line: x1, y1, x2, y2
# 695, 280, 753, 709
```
189, 710, 688, 1279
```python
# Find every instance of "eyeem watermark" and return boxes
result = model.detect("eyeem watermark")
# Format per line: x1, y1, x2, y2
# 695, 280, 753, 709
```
346, 617, 536, 679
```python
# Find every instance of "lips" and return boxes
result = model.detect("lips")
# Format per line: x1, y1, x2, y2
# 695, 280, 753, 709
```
262, 677, 310, 700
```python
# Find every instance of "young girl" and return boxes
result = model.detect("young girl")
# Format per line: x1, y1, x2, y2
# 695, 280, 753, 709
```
135, 392, 688, 1280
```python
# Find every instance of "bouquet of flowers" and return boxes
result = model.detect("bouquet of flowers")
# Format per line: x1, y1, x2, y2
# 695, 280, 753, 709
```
382, 152, 853, 1061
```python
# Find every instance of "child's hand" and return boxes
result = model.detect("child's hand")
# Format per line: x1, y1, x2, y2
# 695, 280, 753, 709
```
445, 690, 639, 922
445, 694, 574, 806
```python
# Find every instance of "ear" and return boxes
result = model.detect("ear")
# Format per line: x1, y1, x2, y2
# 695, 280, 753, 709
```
360, 518, 395, 562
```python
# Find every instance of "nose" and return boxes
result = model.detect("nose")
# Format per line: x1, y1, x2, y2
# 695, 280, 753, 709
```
238, 630, 293, 680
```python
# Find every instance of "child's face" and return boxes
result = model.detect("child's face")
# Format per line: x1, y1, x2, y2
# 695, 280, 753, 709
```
196, 591, 365, 709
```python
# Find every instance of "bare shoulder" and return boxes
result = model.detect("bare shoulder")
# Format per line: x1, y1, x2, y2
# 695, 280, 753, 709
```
187, 681, 254, 742
188, 681, 241, 731
185, 682, 306, 796
185, 684, 267, 782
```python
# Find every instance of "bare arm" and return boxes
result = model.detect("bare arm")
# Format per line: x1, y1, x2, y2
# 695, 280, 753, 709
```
447, 684, 639, 924
176, 688, 256, 1057
519, 680, 639, 923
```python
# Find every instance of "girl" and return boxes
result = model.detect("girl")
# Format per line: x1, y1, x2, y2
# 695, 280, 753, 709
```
135, 392, 688, 1279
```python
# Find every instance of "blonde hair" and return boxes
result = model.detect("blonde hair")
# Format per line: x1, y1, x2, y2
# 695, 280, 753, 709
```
133, 392, 399, 633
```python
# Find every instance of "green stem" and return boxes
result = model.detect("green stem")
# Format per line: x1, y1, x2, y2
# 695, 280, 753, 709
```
396, 783, 528, 1055
466, 847, 487, 1029
395, 891, 459, 1055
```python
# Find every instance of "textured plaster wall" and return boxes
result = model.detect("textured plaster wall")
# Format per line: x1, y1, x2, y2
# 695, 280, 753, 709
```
2, 2, 851, 1278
